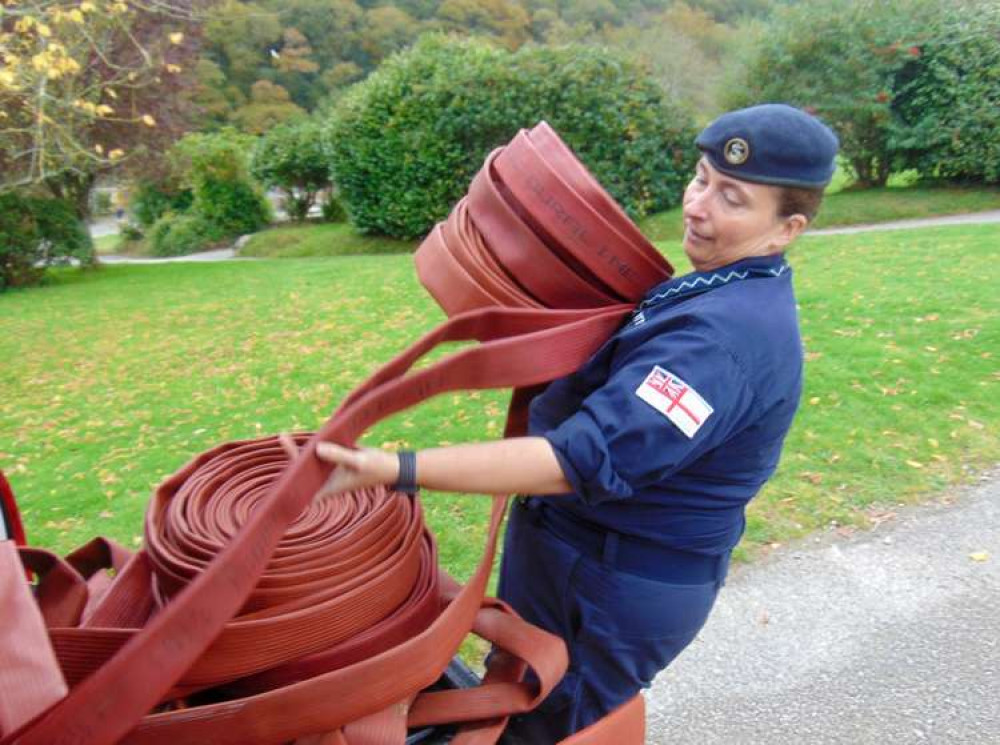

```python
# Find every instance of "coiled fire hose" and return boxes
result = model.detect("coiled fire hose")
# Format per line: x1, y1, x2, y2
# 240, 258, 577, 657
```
0, 122, 674, 745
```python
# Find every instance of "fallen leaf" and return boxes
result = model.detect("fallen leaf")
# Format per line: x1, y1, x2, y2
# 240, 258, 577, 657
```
969, 551, 990, 563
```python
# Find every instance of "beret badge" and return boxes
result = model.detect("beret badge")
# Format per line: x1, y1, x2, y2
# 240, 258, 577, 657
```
723, 137, 750, 165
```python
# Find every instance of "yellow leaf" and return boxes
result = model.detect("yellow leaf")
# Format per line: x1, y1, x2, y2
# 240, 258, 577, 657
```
141, 114, 156, 127
165, 63, 182, 73
108, 148, 124, 159
66, 8, 85, 23
80, 1, 96, 11
169, 32, 184, 44
905, 460, 924, 469
37, 22, 52, 37
94, 143, 104, 154
95, 104, 114, 116
808, 397, 820, 405
969, 551, 990, 563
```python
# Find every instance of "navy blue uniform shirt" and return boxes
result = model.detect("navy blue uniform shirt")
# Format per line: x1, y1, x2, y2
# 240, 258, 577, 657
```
530, 252, 803, 555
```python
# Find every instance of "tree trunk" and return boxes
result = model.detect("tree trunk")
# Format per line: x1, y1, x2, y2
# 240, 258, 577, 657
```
873, 157, 891, 187
44, 170, 97, 221
850, 158, 874, 189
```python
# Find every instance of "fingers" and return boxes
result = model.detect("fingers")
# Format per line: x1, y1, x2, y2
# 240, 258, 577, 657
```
278, 432, 299, 460
315, 441, 361, 469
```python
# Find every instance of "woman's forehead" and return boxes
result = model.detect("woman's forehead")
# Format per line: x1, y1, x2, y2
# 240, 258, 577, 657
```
697, 157, 772, 196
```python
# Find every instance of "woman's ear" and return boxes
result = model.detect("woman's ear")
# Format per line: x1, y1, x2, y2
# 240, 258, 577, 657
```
773, 214, 809, 249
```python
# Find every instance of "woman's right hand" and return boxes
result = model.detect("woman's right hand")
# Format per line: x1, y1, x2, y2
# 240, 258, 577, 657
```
280, 435, 400, 499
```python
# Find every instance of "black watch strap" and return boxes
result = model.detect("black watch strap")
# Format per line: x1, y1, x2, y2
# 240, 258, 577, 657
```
392, 450, 419, 495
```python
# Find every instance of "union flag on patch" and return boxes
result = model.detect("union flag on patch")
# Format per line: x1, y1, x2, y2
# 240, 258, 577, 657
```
635, 366, 714, 438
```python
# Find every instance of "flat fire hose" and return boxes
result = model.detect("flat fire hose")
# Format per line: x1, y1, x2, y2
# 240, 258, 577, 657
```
0, 122, 674, 745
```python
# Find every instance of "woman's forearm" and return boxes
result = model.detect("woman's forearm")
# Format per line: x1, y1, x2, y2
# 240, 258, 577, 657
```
415, 437, 571, 496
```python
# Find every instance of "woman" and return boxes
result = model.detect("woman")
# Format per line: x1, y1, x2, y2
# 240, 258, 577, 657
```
307, 103, 839, 741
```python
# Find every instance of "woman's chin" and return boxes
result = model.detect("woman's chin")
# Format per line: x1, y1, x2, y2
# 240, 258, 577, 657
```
682, 238, 712, 270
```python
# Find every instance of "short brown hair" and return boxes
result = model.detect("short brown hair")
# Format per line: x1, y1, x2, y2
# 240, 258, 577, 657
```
777, 186, 825, 223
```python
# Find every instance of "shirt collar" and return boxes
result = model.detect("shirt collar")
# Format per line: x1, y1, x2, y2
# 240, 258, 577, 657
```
636, 253, 790, 314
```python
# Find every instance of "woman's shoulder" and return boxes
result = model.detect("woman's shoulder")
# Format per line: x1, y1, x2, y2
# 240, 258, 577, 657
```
627, 277, 802, 384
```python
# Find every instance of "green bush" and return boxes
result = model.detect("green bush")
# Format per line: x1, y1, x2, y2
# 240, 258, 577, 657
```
170, 129, 272, 237
194, 177, 272, 236
251, 120, 331, 221
120, 222, 145, 242
889, 5, 1000, 184
320, 192, 348, 223
0, 193, 43, 289
324, 34, 698, 239
131, 181, 194, 228
148, 212, 225, 257
0, 192, 95, 290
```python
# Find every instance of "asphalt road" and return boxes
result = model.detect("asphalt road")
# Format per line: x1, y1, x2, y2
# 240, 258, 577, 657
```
645, 470, 1000, 744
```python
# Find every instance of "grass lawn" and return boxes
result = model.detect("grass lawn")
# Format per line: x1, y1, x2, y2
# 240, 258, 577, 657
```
1, 224, 997, 583
93, 234, 119, 255
241, 221, 416, 258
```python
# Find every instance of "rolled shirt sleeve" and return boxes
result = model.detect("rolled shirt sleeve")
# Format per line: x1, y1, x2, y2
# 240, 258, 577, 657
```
542, 326, 758, 506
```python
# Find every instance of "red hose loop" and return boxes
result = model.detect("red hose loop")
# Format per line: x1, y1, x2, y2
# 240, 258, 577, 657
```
417, 122, 673, 316
528, 122, 663, 261
0, 470, 26, 546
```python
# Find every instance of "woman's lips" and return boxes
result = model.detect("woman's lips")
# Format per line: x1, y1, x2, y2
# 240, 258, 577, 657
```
685, 221, 713, 242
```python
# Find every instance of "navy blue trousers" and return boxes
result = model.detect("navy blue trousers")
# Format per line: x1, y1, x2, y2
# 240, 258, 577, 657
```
497, 500, 726, 743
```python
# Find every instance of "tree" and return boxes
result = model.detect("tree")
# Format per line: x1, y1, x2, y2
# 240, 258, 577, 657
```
231, 80, 307, 134
0, 0, 202, 215
250, 119, 331, 220
168, 128, 272, 236
360, 6, 422, 62
725, 0, 936, 187
189, 58, 244, 128
260, 0, 365, 73
435, 0, 533, 50
889, 2, 1000, 184
202, 0, 282, 91
605, 2, 735, 117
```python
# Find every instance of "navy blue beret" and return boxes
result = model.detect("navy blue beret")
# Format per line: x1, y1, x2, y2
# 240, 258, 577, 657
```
695, 103, 839, 188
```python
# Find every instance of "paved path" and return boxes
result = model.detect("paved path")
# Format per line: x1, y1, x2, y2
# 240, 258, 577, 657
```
646, 470, 1000, 744
88, 215, 120, 238
97, 247, 238, 264
807, 210, 1000, 236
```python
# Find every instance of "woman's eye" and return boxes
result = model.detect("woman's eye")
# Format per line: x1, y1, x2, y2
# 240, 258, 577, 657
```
722, 190, 742, 206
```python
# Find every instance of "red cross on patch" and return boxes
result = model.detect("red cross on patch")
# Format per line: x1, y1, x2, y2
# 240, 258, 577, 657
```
635, 366, 714, 438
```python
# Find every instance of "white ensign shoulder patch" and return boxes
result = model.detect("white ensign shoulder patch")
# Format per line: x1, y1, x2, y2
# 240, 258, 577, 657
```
635, 366, 714, 438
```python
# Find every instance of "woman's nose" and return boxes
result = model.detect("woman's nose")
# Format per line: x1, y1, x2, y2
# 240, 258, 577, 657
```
684, 188, 709, 219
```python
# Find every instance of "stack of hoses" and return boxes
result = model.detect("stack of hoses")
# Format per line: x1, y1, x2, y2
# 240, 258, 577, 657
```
417, 122, 672, 314
1, 122, 673, 745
